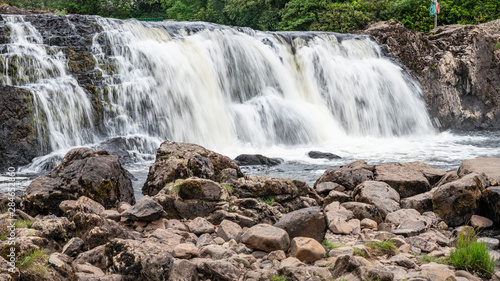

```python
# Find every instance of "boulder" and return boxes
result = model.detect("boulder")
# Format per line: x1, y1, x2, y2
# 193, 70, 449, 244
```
177, 178, 229, 201
274, 207, 327, 242
25, 147, 135, 215
217, 220, 243, 242
142, 141, 243, 196
234, 154, 282, 166
187, 217, 215, 235
481, 186, 500, 224
314, 160, 374, 190
353, 181, 400, 216
241, 224, 290, 252
62, 237, 84, 257
400, 188, 436, 213
172, 243, 199, 259
105, 238, 174, 281
470, 215, 493, 229
374, 162, 446, 198
31, 216, 76, 242
232, 175, 299, 202
121, 195, 163, 222
72, 212, 130, 250
72, 196, 105, 215
308, 151, 341, 160
197, 259, 241, 281
432, 173, 487, 226
341, 202, 383, 223
458, 157, 500, 186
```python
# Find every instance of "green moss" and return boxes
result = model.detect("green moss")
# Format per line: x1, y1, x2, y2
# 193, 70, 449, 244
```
494, 42, 500, 51
268, 275, 286, 281
178, 180, 202, 199
261, 195, 275, 206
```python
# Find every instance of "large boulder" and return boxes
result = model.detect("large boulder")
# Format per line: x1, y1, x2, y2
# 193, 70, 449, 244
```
458, 157, 500, 186
432, 173, 487, 226
374, 162, 446, 198
241, 224, 290, 252
25, 147, 135, 215
289, 237, 326, 263
142, 141, 243, 196
105, 238, 174, 281
121, 195, 164, 222
274, 207, 327, 242
234, 154, 282, 166
353, 181, 400, 216
232, 175, 299, 202
481, 186, 500, 225
314, 160, 375, 190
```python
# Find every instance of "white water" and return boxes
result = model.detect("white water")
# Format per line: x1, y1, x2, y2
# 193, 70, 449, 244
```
0, 15, 497, 179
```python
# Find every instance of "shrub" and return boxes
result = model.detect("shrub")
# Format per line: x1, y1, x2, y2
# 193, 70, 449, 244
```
449, 228, 496, 278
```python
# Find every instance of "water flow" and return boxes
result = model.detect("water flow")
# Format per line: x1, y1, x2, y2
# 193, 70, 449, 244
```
0, 15, 436, 172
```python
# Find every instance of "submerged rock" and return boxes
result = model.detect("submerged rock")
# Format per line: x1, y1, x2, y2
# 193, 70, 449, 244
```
308, 151, 341, 160
234, 154, 283, 166
25, 147, 135, 216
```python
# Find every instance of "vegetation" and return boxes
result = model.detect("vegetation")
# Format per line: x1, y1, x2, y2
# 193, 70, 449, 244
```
365, 240, 398, 257
261, 195, 275, 206
221, 184, 234, 194
14, 219, 33, 228
449, 228, 496, 278
321, 239, 344, 253
2, 0, 499, 32
17, 248, 50, 278
268, 274, 286, 281
418, 254, 449, 265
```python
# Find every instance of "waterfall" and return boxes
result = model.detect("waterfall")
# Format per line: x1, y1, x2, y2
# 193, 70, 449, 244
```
0, 15, 435, 171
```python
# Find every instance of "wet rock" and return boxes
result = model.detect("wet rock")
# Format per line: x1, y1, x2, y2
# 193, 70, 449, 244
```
289, 237, 325, 263
432, 173, 487, 226
458, 157, 500, 186
62, 237, 84, 257
234, 154, 282, 166
470, 215, 493, 229
374, 162, 445, 198
308, 151, 341, 160
217, 220, 243, 242
315, 160, 374, 190
241, 224, 290, 252
25, 147, 135, 215
0, 86, 41, 171
353, 180, 400, 216
187, 217, 215, 235
274, 206, 327, 242
142, 141, 243, 196
105, 238, 174, 281
121, 195, 163, 222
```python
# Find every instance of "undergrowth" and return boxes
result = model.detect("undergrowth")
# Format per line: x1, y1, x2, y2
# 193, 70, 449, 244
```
449, 228, 495, 278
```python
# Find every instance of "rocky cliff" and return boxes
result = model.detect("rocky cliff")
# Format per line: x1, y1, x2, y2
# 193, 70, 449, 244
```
362, 20, 500, 130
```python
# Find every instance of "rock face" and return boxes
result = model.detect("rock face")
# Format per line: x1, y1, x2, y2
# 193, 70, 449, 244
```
0, 86, 40, 171
432, 173, 487, 226
142, 141, 244, 196
25, 147, 135, 215
362, 20, 500, 130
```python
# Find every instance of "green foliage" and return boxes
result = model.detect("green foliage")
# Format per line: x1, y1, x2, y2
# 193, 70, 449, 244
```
279, 0, 327, 31
261, 195, 275, 206
418, 254, 449, 264
449, 228, 496, 278
268, 274, 286, 281
17, 248, 50, 278
321, 239, 344, 252
14, 219, 32, 228
494, 42, 500, 51
365, 240, 398, 256
221, 184, 234, 194
0, 233, 7, 241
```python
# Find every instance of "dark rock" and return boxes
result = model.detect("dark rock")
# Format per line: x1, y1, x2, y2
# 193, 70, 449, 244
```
25, 147, 135, 216
314, 160, 375, 190
234, 154, 283, 166
142, 141, 243, 196
458, 157, 500, 186
353, 180, 400, 217
432, 173, 487, 226
72, 212, 130, 250
361, 21, 500, 130
31, 216, 75, 242
0, 86, 41, 171
330, 255, 363, 279
105, 238, 174, 281
374, 162, 446, 198
481, 186, 500, 224
62, 237, 84, 257
121, 195, 163, 222
308, 151, 341, 160
274, 207, 327, 242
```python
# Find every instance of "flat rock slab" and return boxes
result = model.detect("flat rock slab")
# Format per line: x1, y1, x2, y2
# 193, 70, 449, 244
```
458, 157, 500, 186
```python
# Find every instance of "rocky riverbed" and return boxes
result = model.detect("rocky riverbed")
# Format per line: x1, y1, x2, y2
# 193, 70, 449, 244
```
0, 140, 499, 280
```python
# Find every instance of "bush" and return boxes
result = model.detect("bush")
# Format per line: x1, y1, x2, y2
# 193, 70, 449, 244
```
449, 228, 496, 278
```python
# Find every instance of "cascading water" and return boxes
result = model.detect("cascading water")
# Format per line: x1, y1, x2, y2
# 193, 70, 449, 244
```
1, 14, 497, 185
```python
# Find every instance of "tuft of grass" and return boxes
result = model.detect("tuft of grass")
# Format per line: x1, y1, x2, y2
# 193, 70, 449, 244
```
261, 196, 275, 206
221, 184, 234, 194
449, 228, 496, 278
494, 42, 500, 51
17, 248, 50, 278
322, 239, 344, 252
268, 274, 286, 281
418, 254, 449, 265
365, 240, 398, 257
14, 219, 32, 228
0, 233, 7, 241
353, 247, 367, 257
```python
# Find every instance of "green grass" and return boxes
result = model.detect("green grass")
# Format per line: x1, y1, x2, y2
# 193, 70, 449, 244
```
449, 228, 496, 278
365, 240, 398, 257
268, 274, 286, 281
261, 196, 275, 206
17, 248, 50, 278
494, 42, 500, 51
321, 239, 344, 252
418, 254, 449, 265
14, 219, 32, 228
0, 233, 7, 241
221, 184, 234, 194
